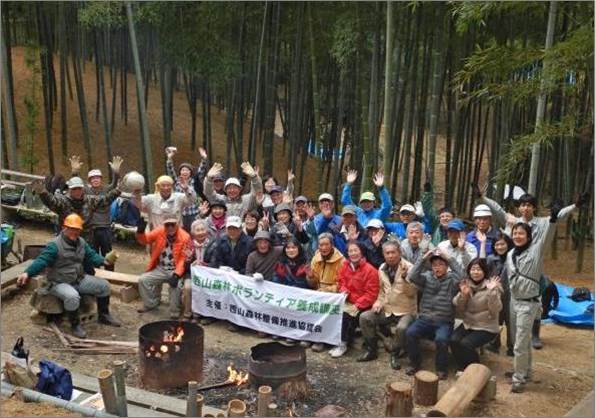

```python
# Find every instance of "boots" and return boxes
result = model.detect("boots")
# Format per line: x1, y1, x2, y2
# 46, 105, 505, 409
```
357, 338, 378, 362
531, 320, 543, 349
97, 297, 121, 327
390, 348, 401, 370
68, 310, 87, 339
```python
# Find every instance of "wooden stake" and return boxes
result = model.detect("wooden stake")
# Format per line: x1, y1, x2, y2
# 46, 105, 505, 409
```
267, 403, 278, 417
49, 323, 70, 347
196, 394, 204, 417
385, 381, 413, 417
113, 360, 128, 417
186, 381, 198, 417
413, 370, 439, 406
428, 363, 491, 417
227, 399, 246, 417
97, 369, 119, 415
257, 385, 272, 417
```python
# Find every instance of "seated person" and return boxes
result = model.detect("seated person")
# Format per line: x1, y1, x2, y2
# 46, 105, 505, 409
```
209, 216, 253, 274
329, 242, 379, 359
197, 199, 227, 239
450, 258, 502, 370
405, 249, 464, 380
362, 219, 389, 268
269, 203, 309, 246
400, 222, 434, 266
385, 203, 432, 240
246, 231, 283, 281
135, 213, 192, 318
330, 205, 367, 256
17, 214, 120, 338
358, 240, 415, 369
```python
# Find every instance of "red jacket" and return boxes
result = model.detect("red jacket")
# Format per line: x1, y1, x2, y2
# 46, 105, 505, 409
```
136, 226, 192, 276
337, 258, 380, 310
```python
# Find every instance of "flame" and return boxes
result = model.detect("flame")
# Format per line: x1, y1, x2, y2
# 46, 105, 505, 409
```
163, 326, 185, 343
144, 326, 185, 358
226, 364, 249, 386
160, 345, 169, 353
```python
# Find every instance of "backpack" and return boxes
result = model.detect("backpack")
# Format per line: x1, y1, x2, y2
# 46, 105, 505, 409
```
35, 360, 73, 400
113, 197, 140, 226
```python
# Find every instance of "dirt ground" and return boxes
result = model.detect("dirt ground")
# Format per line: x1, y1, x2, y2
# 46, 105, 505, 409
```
0, 397, 81, 417
1, 220, 593, 417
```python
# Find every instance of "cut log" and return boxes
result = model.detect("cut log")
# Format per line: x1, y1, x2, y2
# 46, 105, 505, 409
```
413, 370, 439, 406
97, 369, 119, 415
196, 394, 204, 418
227, 399, 246, 417
267, 403, 279, 417
120, 285, 139, 303
113, 360, 128, 417
257, 385, 272, 417
186, 381, 198, 417
475, 375, 497, 403
315, 404, 347, 417
385, 381, 413, 417
49, 323, 70, 348
428, 363, 491, 417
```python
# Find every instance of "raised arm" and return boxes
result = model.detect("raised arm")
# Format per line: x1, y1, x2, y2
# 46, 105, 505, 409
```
341, 169, 358, 206
480, 196, 508, 228
406, 254, 428, 288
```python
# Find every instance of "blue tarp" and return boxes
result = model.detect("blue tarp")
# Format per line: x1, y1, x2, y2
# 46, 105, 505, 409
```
548, 283, 594, 327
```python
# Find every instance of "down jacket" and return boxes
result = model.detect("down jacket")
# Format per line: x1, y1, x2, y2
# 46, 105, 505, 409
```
453, 279, 503, 334
337, 258, 379, 311
309, 249, 345, 293
136, 226, 192, 276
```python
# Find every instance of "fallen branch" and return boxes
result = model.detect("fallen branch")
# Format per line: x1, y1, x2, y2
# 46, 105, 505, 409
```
197, 381, 235, 391
49, 323, 70, 348
61, 347, 137, 355
42, 327, 137, 348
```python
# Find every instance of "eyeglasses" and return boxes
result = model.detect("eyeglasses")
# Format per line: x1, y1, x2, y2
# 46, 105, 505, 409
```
164, 223, 177, 228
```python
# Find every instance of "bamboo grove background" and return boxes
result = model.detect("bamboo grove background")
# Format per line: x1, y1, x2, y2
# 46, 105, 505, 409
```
1, 1, 593, 267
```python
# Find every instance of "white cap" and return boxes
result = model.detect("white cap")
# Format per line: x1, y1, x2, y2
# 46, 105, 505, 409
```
366, 219, 385, 229
399, 204, 415, 213
318, 193, 334, 202
224, 177, 241, 188
473, 204, 492, 218
67, 177, 85, 189
226, 216, 242, 228
87, 169, 102, 178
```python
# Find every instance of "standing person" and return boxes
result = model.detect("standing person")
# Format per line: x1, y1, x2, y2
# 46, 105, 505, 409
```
210, 216, 254, 274
362, 219, 389, 268
268, 203, 309, 246
69, 155, 124, 270
165, 146, 209, 232
242, 210, 262, 238
404, 249, 465, 380
245, 231, 284, 281
466, 204, 500, 256
135, 175, 197, 229
329, 242, 379, 358
294, 196, 318, 258
400, 222, 434, 266
341, 170, 392, 225
16, 214, 120, 338
261, 170, 295, 209
358, 240, 415, 369
135, 214, 192, 318
313, 193, 342, 235
330, 205, 367, 256
203, 162, 262, 218
309, 233, 345, 352
450, 259, 503, 370
197, 200, 228, 239
436, 219, 478, 270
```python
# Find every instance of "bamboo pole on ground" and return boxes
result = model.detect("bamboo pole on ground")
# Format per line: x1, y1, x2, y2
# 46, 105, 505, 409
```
228, 399, 246, 417
113, 360, 128, 417
186, 381, 198, 417
257, 385, 272, 417
97, 369, 119, 415
385, 381, 413, 417
267, 403, 278, 417
196, 394, 204, 417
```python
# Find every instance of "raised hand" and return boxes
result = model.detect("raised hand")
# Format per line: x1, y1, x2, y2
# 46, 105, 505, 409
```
486, 276, 501, 291
260, 212, 270, 231
198, 147, 208, 160
241, 161, 256, 178
372, 171, 384, 188
414, 201, 424, 218
347, 224, 359, 241
165, 146, 177, 159
287, 169, 295, 184
199, 201, 210, 217
207, 162, 223, 179
109, 155, 124, 174
253, 165, 260, 177
457, 231, 467, 249
282, 191, 293, 204
459, 279, 472, 297
305, 203, 316, 220
505, 213, 517, 227
346, 169, 358, 184
371, 228, 385, 246
69, 155, 83, 173
293, 214, 303, 231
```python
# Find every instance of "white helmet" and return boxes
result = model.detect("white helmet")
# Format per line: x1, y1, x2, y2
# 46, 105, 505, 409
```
473, 204, 492, 218
122, 171, 145, 192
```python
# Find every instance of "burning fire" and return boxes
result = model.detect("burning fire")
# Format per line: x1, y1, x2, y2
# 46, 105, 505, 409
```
145, 326, 185, 358
226, 364, 249, 385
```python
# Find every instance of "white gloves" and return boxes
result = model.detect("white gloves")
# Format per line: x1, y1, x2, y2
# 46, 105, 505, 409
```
414, 201, 424, 218
253, 273, 264, 282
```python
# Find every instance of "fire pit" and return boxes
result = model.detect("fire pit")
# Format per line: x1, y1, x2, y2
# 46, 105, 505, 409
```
248, 342, 308, 400
139, 320, 204, 389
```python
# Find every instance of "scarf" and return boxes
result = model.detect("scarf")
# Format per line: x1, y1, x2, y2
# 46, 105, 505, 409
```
211, 214, 226, 231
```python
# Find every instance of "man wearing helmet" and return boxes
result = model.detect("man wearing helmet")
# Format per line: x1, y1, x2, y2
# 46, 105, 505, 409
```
16, 214, 121, 338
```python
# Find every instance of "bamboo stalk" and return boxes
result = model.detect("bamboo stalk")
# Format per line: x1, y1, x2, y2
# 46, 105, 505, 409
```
227, 399, 246, 417
257, 385, 272, 417
186, 381, 198, 417
267, 403, 278, 417
97, 369, 119, 415
113, 361, 128, 417
196, 394, 204, 417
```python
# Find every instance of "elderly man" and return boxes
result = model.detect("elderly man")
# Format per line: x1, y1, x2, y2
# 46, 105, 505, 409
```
400, 222, 434, 266
135, 175, 197, 229
136, 213, 192, 318
204, 162, 262, 218
385, 203, 430, 240
210, 216, 254, 274
363, 219, 389, 268
437, 219, 477, 270
466, 204, 500, 257
246, 231, 284, 281
313, 193, 342, 235
358, 240, 415, 369
341, 170, 392, 225
330, 205, 366, 255
17, 214, 120, 338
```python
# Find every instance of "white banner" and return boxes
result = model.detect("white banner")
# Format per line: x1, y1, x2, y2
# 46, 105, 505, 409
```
191, 265, 346, 345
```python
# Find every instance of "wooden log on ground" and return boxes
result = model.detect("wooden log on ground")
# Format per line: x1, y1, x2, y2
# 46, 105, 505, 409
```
427, 363, 491, 417
97, 369, 119, 415
257, 385, 272, 417
475, 375, 497, 403
113, 360, 128, 417
186, 381, 198, 417
385, 381, 413, 417
413, 370, 439, 406
228, 399, 246, 417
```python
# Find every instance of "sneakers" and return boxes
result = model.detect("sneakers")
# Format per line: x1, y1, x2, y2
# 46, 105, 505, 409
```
390, 353, 401, 370
356, 349, 378, 362
284, 338, 297, 345
311, 343, 325, 352
511, 382, 525, 393
329, 342, 348, 358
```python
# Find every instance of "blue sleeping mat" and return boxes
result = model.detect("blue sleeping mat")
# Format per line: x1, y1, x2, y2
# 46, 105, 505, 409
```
548, 283, 594, 327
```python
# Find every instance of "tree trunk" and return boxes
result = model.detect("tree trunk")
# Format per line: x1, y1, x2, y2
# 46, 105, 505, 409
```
0, 24, 18, 170
380, 1, 395, 182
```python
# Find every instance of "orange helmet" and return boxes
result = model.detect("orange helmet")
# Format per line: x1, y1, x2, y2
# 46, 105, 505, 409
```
63, 213, 84, 230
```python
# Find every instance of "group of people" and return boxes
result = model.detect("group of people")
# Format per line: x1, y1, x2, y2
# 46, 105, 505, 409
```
17, 147, 588, 394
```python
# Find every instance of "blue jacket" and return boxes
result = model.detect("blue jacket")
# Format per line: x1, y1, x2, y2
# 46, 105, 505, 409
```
210, 233, 253, 275
313, 213, 342, 235
329, 222, 367, 256
385, 219, 432, 240
340, 184, 392, 226
466, 227, 500, 256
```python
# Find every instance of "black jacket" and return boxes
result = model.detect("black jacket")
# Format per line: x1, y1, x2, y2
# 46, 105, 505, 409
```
210, 233, 253, 275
